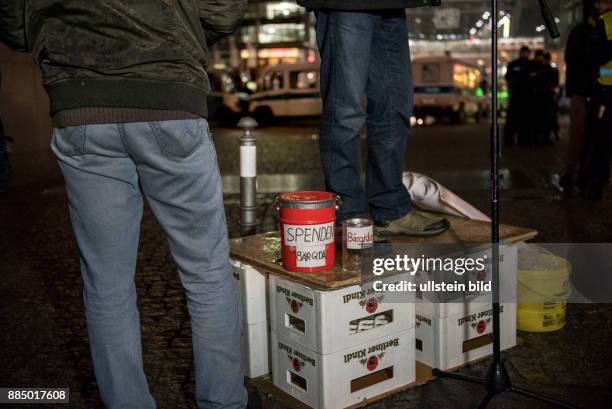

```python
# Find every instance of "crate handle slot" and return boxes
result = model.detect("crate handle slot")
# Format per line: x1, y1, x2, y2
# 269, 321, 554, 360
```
285, 314, 306, 334
462, 333, 493, 353
288, 370, 307, 392
350, 366, 394, 393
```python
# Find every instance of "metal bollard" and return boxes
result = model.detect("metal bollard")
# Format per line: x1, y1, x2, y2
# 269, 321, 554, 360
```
237, 116, 258, 236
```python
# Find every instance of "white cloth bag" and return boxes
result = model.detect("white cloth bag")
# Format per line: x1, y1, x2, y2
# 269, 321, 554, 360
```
402, 171, 490, 222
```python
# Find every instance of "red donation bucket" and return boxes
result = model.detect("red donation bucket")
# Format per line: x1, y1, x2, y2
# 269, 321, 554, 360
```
278, 191, 337, 273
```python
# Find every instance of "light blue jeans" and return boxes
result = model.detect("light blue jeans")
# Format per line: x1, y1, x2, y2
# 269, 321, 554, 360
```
51, 119, 247, 409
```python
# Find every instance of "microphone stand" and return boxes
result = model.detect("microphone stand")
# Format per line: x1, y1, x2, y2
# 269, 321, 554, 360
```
430, 1, 574, 408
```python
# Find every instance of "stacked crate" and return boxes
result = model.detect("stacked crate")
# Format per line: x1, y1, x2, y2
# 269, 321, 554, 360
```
414, 245, 518, 370
231, 259, 270, 378
269, 273, 416, 409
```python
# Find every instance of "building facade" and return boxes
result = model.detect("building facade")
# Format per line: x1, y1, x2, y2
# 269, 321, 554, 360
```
211, 1, 316, 72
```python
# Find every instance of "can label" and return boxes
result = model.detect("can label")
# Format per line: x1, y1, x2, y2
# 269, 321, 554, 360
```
283, 222, 334, 268
346, 225, 373, 250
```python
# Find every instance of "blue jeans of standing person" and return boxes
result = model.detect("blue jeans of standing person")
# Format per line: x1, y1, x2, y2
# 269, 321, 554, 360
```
51, 119, 247, 409
315, 9, 413, 223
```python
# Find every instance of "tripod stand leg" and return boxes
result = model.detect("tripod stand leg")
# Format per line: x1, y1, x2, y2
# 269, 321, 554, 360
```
476, 392, 495, 409
432, 368, 486, 385
510, 386, 577, 409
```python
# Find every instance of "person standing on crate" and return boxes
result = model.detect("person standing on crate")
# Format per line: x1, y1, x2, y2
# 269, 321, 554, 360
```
581, 0, 612, 200
297, 0, 450, 236
0, 1, 247, 408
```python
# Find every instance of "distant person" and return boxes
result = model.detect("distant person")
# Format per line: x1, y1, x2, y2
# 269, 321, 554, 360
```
543, 52, 560, 141
0, 2, 248, 409
505, 46, 533, 146
561, 3, 598, 191
530, 49, 553, 145
581, 0, 612, 200
297, 0, 449, 236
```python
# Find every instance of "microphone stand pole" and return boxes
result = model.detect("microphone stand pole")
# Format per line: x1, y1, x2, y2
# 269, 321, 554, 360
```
431, 1, 574, 408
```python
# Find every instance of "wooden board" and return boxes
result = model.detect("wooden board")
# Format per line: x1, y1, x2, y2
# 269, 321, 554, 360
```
229, 215, 537, 291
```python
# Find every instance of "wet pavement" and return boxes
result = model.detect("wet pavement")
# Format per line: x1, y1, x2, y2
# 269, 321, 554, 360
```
1, 120, 611, 408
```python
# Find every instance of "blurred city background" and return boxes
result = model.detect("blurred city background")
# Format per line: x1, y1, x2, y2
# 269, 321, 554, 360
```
0, 0, 589, 188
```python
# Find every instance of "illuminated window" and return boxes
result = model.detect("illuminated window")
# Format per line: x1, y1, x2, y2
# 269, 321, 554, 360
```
453, 64, 480, 89
265, 2, 303, 19
258, 24, 306, 44
264, 71, 284, 91
290, 70, 318, 89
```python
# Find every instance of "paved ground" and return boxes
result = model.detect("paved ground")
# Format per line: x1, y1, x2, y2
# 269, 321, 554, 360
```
1, 120, 611, 408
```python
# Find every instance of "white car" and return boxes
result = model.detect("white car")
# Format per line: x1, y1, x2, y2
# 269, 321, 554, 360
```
248, 63, 321, 125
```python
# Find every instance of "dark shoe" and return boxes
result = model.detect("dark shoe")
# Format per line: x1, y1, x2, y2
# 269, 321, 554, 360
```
374, 210, 450, 236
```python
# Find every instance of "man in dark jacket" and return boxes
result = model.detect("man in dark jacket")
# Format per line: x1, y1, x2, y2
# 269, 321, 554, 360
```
581, 0, 612, 200
297, 0, 449, 236
0, 2, 247, 408
562, 8, 597, 190
504, 46, 532, 146
530, 49, 554, 144
542, 52, 560, 141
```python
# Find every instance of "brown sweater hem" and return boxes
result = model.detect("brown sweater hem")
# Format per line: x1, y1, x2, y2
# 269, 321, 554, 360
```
53, 108, 201, 128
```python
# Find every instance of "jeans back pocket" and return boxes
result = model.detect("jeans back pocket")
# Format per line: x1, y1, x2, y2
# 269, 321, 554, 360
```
52, 125, 86, 157
150, 119, 206, 159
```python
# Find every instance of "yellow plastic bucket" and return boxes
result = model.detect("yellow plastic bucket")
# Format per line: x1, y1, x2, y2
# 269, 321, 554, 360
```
517, 246, 571, 332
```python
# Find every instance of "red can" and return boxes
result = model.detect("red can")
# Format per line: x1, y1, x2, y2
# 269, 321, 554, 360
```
278, 191, 337, 273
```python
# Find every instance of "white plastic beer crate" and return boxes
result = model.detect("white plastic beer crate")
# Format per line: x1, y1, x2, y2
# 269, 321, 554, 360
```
269, 273, 415, 355
230, 258, 268, 325
271, 328, 415, 409
415, 301, 517, 370
414, 244, 518, 318
241, 321, 270, 378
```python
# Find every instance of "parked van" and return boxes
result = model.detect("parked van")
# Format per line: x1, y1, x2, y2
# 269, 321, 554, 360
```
248, 63, 321, 125
412, 57, 483, 123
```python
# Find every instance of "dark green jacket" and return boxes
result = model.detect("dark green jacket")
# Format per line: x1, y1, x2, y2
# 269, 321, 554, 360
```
296, 0, 432, 10
0, 1, 247, 118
